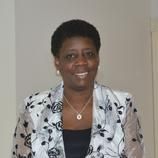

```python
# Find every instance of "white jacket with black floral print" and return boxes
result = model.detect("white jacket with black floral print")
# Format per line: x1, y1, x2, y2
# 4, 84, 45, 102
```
12, 82, 144, 158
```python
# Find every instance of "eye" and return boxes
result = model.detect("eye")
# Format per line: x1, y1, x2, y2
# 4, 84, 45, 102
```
85, 51, 97, 58
64, 53, 76, 61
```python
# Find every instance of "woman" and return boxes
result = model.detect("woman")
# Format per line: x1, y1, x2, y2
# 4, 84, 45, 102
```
12, 19, 144, 158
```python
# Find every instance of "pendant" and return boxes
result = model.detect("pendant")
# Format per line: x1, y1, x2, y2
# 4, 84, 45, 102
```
76, 114, 82, 120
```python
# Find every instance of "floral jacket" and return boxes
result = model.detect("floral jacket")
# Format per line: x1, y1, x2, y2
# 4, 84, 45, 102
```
12, 82, 144, 158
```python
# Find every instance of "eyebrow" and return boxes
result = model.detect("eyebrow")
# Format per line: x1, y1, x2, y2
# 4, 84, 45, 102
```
67, 48, 94, 52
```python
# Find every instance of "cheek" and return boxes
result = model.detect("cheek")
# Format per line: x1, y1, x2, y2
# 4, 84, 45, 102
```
88, 60, 99, 70
59, 63, 73, 74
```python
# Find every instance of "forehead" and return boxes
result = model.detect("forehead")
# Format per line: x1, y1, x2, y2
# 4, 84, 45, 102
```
60, 37, 96, 50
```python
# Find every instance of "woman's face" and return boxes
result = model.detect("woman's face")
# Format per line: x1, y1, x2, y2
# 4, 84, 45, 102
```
54, 37, 99, 91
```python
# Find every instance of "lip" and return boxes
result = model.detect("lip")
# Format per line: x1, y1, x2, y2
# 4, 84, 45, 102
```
75, 72, 88, 79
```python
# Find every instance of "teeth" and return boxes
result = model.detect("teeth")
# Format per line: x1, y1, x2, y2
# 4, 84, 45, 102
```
76, 72, 88, 75
75, 72, 88, 78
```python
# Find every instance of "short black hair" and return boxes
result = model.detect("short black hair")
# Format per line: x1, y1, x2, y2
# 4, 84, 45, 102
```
51, 19, 101, 57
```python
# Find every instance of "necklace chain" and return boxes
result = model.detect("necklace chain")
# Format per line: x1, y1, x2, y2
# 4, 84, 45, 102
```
63, 94, 92, 120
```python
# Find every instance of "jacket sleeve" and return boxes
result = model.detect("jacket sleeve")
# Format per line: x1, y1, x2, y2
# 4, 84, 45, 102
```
123, 95, 145, 158
12, 108, 34, 158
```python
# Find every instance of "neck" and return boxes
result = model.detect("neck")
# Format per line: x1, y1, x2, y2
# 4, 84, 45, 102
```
64, 86, 93, 110
63, 86, 93, 106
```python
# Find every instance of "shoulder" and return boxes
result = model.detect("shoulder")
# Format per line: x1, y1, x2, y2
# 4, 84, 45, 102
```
96, 82, 133, 114
22, 83, 63, 113
113, 90, 133, 104
96, 82, 133, 102
17, 83, 63, 127
24, 90, 51, 109
19, 90, 52, 120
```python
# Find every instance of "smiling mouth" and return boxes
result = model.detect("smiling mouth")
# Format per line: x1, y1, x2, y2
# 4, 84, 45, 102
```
75, 72, 88, 79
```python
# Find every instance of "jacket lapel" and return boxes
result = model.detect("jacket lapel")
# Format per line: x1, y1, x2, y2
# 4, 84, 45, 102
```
86, 83, 124, 157
32, 83, 66, 158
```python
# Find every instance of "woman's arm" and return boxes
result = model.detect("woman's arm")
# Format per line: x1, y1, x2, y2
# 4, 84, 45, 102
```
123, 96, 144, 158
12, 111, 33, 158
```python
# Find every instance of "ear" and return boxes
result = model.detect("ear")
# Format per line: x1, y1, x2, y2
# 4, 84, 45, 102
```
54, 57, 60, 70
97, 54, 100, 66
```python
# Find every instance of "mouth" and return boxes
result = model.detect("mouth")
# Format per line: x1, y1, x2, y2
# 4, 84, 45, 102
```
75, 72, 88, 79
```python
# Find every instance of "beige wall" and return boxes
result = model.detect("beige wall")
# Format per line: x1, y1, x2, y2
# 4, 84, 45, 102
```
151, 0, 158, 18
0, 0, 16, 157
0, 0, 155, 157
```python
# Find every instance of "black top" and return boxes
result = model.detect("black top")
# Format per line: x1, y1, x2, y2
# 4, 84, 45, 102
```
63, 128, 91, 158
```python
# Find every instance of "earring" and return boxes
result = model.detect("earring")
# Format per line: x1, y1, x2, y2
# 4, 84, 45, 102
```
98, 65, 100, 70
56, 70, 60, 76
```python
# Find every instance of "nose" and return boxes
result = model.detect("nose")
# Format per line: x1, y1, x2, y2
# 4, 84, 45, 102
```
74, 54, 88, 66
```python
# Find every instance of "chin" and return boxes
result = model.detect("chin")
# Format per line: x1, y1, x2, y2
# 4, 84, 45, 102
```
73, 81, 94, 91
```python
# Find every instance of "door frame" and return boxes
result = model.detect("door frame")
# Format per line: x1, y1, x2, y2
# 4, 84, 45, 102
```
151, 18, 158, 158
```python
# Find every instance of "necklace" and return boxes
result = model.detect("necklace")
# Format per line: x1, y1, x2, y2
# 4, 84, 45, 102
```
63, 94, 92, 120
